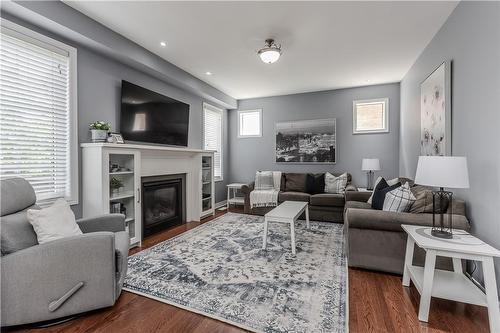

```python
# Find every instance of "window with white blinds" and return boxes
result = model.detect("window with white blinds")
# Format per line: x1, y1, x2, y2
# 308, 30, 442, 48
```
0, 20, 78, 204
203, 103, 223, 181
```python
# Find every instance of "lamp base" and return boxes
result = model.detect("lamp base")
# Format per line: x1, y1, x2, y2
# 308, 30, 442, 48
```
431, 229, 453, 239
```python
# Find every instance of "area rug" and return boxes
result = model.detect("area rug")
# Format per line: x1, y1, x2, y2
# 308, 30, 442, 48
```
123, 213, 347, 333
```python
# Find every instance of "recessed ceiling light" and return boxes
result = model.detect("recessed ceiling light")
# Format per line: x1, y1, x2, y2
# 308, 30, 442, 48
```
205, 71, 213, 76
160, 41, 167, 47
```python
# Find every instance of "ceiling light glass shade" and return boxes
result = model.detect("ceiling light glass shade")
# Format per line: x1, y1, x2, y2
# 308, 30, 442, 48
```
259, 49, 281, 64
258, 39, 282, 64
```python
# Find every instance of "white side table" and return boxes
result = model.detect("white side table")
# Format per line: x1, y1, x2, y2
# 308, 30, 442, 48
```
401, 224, 500, 332
226, 183, 246, 211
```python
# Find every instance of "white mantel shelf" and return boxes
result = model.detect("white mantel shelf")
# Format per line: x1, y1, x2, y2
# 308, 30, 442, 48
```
81, 142, 215, 154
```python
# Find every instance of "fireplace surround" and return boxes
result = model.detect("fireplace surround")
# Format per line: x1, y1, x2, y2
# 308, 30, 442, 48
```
141, 174, 186, 237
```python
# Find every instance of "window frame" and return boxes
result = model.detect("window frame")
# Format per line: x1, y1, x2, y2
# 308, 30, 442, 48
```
352, 98, 389, 134
202, 102, 223, 182
237, 109, 262, 138
0, 18, 79, 205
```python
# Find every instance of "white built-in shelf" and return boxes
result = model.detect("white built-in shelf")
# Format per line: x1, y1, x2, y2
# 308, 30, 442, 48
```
81, 142, 215, 154
110, 191, 135, 201
203, 181, 211, 185
110, 171, 134, 175
202, 196, 211, 200
125, 217, 134, 223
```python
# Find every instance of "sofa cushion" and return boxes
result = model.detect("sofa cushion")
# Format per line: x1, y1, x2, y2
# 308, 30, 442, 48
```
306, 173, 325, 194
0, 206, 39, 255
409, 185, 449, 214
1, 178, 37, 216
284, 173, 308, 192
278, 191, 310, 203
325, 172, 348, 194
345, 208, 470, 232
371, 178, 401, 210
310, 193, 344, 207
383, 182, 416, 213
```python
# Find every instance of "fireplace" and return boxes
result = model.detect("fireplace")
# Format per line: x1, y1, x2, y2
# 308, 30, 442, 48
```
141, 174, 186, 237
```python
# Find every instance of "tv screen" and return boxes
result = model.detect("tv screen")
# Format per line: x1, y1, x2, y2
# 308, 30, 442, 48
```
120, 81, 189, 146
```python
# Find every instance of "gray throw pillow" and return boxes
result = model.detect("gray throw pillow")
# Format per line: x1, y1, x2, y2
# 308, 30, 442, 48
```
254, 171, 274, 190
324, 172, 348, 194
383, 182, 416, 212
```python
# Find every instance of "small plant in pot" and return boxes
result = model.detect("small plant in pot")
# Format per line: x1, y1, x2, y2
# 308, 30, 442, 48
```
110, 177, 124, 196
89, 121, 111, 142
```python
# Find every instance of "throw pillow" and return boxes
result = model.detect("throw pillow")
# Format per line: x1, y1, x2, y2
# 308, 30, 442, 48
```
27, 198, 82, 244
371, 178, 401, 210
284, 173, 308, 192
306, 173, 325, 194
409, 185, 449, 214
367, 176, 400, 204
324, 172, 348, 194
254, 171, 275, 190
383, 182, 416, 212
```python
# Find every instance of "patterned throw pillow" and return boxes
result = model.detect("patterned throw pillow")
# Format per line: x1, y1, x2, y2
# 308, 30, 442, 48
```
324, 172, 348, 194
254, 171, 275, 190
383, 182, 416, 213
367, 176, 399, 204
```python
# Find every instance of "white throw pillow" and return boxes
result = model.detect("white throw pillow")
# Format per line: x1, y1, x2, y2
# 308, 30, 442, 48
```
27, 198, 82, 244
367, 177, 399, 204
383, 182, 416, 213
324, 172, 348, 194
254, 171, 275, 190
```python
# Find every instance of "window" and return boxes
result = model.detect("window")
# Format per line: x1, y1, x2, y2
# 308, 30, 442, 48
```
203, 103, 223, 181
0, 19, 78, 205
353, 98, 389, 134
238, 109, 262, 138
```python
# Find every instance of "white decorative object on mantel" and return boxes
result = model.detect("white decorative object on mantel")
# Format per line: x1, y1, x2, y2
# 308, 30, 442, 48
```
81, 143, 215, 247
401, 224, 500, 332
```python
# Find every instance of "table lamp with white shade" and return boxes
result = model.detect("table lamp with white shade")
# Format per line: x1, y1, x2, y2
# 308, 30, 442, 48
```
414, 156, 469, 238
362, 158, 381, 190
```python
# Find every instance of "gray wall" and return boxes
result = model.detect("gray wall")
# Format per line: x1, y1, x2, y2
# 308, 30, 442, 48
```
228, 83, 400, 186
3, 14, 229, 217
399, 2, 500, 294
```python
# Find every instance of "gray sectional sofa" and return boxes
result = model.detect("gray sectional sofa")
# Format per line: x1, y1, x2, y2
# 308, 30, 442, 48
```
344, 189, 470, 274
241, 172, 356, 223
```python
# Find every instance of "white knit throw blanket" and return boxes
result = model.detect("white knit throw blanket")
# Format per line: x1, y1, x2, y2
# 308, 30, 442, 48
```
250, 171, 282, 208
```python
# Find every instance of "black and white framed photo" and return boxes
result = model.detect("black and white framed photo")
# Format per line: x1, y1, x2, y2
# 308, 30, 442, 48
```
275, 118, 336, 164
420, 60, 451, 156
108, 132, 124, 144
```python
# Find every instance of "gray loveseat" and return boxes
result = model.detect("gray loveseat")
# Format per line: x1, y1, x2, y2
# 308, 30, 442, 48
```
0, 178, 129, 327
344, 189, 470, 274
242, 172, 356, 223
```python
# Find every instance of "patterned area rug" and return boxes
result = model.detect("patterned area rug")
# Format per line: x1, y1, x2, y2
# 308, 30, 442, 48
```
123, 213, 347, 333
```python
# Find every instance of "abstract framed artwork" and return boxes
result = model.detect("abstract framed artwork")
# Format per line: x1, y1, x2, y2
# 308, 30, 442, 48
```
420, 60, 452, 156
275, 118, 336, 164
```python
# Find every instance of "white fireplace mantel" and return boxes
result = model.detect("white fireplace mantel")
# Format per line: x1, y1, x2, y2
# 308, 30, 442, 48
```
81, 142, 215, 246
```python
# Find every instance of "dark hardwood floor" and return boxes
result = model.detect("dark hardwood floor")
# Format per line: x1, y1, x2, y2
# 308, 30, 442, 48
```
6, 208, 490, 333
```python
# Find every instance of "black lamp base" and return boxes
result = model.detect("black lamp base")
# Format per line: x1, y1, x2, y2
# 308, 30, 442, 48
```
431, 229, 453, 239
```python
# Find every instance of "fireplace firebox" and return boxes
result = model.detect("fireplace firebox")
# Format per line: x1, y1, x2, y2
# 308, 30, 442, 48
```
141, 174, 186, 237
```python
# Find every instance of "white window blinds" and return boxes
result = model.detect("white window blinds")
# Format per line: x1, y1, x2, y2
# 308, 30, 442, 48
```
0, 22, 78, 203
203, 103, 223, 180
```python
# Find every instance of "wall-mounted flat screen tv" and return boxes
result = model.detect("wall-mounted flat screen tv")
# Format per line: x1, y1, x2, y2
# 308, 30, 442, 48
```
120, 81, 189, 146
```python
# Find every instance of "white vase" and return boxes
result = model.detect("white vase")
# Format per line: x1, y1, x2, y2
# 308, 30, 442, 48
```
91, 129, 108, 142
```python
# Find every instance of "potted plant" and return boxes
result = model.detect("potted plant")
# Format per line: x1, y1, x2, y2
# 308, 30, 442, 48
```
89, 121, 111, 142
110, 177, 124, 196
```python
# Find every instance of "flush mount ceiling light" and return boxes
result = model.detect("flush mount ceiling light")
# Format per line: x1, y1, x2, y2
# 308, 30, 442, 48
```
258, 39, 282, 64
160, 41, 167, 47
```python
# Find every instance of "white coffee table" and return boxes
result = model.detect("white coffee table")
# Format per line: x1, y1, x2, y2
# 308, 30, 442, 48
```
402, 224, 500, 332
262, 201, 309, 255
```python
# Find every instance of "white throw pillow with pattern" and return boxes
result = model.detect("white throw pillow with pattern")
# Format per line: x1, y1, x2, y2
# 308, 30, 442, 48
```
324, 172, 348, 194
254, 171, 275, 190
383, 182, 416, 212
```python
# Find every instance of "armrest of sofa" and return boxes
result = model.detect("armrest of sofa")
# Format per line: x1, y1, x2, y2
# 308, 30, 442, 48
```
241, 182, 255, 214
345, 191, 371, 203
345, 184, 357, 192
0, 232, 116, 326
345, 208, 470, 233
77, 213, 126, 233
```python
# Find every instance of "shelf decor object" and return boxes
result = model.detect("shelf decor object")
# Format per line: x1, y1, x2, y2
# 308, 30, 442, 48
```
361, 158, 381, 190
415, 156, 469, 238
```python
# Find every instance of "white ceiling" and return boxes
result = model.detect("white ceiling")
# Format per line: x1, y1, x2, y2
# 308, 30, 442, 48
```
64, 1, 457, 100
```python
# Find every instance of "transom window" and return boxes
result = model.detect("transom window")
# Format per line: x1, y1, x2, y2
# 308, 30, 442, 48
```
203, 103, 223, 181
353, 98, 389, 134
0, 19, 78, 205
238, 109, 262, 138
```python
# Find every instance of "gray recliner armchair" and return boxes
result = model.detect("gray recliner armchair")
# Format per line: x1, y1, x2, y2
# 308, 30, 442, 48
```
0, 178, 130, 327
